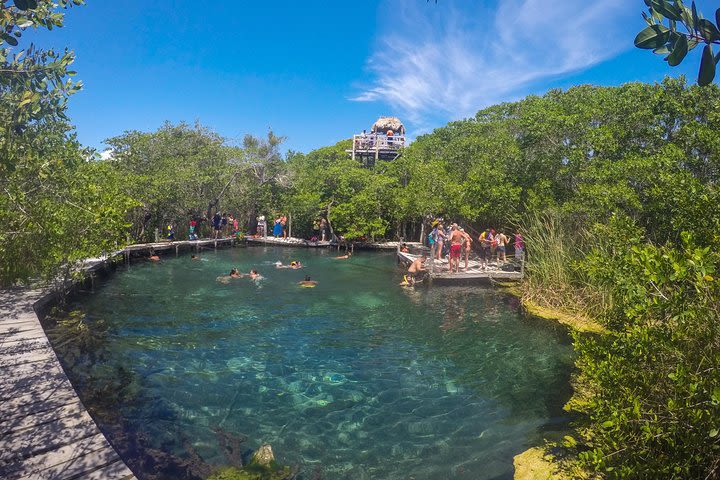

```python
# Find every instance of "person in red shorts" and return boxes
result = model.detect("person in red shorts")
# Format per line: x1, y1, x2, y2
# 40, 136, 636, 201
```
448, 223, 464, 274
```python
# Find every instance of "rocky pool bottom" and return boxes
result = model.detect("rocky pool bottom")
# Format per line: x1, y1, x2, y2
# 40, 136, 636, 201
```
51, 247, 574, 480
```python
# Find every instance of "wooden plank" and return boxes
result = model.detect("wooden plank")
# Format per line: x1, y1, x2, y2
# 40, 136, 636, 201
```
0, 432, 109, 480
1, 385, 79, 418
0, 322, 44, 336
1, 398, 86, 435
0, 327, 48, 343
0, 343, 54, 368
0, 336, 50, 355
74, 459, 135, 480
0, 316, 42, 327
2, 440, 135, 480
1, 357, 61, 379
0, 289, 136, 479
0, 364, 68, 400
0, 409, 99, 462
433, 272, 523, 280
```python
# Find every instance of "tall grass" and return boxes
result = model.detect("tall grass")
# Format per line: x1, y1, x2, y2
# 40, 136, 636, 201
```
519, 210, 611, 319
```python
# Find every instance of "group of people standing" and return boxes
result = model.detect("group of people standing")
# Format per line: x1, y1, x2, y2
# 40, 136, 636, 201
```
179, 213, 241, 241
212, 212, 241, 239
356, 129, 401, 149
272, 215, 288, 238
428, 222, 524, 273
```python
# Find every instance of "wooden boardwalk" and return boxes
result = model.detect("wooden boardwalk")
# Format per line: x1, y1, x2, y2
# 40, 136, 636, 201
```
397, 251, 523, 282
246, 236, 424, 251
0, 290, 136, 480
246, 236, 333, 248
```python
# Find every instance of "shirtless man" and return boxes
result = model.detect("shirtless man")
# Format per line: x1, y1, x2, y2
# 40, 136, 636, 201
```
298, 275, 318, 287
404, 254, 427, 286
448, 224, 464, 273
333, 252, 352, 260
495, 231, 509, 265
217, 268, 243, 284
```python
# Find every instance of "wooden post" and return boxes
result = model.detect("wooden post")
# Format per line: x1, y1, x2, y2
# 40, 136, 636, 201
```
154, 228, 159, 243
175, 244, 179, 257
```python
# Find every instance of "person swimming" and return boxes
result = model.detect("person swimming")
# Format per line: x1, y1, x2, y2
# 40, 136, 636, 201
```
275, 261, 303, 269
298, 275, 318, 287
217, 268, 243, 283
248, 269, 262, 280
333, 252, 352, 260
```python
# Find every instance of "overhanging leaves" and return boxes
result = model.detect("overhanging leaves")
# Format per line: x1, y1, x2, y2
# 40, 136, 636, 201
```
635, 24, 670, 49
698, 44, 716, 86
667, 34, 688, 66
698, 19, 720, 43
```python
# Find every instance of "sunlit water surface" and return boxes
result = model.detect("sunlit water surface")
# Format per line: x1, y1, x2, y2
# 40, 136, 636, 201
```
67, 247, 573, 480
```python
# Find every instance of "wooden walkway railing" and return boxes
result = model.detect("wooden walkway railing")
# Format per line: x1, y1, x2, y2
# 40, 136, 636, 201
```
0, 289, 136, 480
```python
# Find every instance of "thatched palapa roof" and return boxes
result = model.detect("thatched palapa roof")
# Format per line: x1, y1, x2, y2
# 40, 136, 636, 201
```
371, 116, 405, 135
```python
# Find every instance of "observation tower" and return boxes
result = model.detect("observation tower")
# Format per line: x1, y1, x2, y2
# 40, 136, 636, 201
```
348, 116, 406, 167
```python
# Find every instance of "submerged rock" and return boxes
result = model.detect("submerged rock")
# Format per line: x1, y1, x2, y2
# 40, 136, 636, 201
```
250, 444, 275, 467
206, 444, 295, 480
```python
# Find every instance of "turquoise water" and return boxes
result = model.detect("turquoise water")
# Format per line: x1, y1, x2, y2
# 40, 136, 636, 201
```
67, 247, 573, 479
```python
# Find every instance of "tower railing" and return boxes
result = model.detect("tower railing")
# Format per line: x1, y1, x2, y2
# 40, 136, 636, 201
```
353, 133, 405, 151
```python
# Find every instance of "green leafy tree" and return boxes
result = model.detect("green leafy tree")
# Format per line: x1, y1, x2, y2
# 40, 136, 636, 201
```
105, 122, 232, 240
0, 0, 84, 170
0, 0, 139, 287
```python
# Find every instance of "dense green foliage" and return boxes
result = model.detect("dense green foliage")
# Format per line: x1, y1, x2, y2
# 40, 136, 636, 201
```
0, 0, 134, 286
453, 80, 720, 478
104, 124, 288, 242
3, 2, 720, 477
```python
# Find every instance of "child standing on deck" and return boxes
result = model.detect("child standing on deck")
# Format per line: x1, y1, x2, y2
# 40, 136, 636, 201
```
478, 229, 493, 270
514, 230, 524, 261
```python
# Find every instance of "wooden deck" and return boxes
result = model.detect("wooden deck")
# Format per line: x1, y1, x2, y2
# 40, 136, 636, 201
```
246, 236, 333, 248
123, 237, 237, 254
246, 236, 425, 251
0, 290, 136, 480
353, 241, 423, 251
397, 251, 523, 282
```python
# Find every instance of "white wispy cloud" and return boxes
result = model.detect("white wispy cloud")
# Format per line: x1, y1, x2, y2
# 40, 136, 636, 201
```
352, 0, 637, 125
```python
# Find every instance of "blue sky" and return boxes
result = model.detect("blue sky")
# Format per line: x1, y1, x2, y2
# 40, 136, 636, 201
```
31, 0, 709, 154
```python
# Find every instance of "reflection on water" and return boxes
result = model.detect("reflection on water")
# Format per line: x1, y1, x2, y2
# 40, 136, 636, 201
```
62, 247, 573, 480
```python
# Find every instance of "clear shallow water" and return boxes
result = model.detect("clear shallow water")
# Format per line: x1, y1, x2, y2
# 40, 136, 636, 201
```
67, 247, 573, 480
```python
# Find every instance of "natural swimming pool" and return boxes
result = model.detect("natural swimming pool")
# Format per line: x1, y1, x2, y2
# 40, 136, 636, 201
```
61, 247, 574, 479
